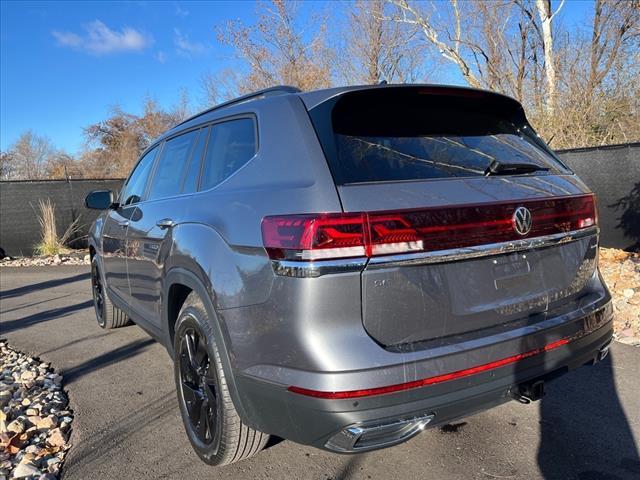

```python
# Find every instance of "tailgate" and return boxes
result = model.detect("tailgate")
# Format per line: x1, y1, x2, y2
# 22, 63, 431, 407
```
306, 86, 599, 347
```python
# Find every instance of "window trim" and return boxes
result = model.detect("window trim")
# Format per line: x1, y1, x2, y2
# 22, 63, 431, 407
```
179, 127, 208, 194
178, 127, 202, 193
195, 126, 213, 192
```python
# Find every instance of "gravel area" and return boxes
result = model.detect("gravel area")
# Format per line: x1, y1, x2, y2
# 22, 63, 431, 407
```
0, 253, 89, 268
599, 248, 640, 345
0, 341, 73, 479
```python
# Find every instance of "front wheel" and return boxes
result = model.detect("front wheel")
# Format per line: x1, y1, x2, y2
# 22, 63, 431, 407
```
174, 292, 269, 466
91, 257, 130, 329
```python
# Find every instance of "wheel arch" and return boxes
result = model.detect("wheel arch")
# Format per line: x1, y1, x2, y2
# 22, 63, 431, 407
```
163, 267, 253, 425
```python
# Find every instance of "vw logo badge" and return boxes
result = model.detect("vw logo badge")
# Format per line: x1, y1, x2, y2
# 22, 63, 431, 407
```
513, 207, 532, 235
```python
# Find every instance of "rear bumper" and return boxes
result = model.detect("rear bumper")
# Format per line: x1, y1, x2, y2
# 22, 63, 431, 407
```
234, 301, 613, 451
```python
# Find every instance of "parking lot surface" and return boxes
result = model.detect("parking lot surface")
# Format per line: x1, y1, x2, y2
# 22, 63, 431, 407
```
1, 266, 639, 479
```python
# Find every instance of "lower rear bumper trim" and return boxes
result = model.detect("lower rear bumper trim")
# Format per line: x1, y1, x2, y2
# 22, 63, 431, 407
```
287, 309, 609, 400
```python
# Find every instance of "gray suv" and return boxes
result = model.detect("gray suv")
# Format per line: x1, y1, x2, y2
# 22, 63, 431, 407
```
86, 84, 613, 466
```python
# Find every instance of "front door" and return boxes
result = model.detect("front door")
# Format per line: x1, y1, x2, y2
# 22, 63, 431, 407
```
107, 145, 160, 306
101, 206, 133, 299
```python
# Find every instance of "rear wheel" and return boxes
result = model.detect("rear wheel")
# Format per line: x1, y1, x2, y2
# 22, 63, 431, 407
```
91, 257, 130, 329
174, 292, 269, 466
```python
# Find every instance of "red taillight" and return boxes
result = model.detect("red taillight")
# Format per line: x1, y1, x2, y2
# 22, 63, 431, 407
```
261, 213, 367, 260
261, 194, 597, 261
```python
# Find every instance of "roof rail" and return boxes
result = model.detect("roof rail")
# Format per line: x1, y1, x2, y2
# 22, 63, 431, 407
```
175, 85, 302, 128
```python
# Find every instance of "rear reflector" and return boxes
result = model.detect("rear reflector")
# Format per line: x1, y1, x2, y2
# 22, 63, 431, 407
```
287, 338, 571, 399
262, 194, 597, 261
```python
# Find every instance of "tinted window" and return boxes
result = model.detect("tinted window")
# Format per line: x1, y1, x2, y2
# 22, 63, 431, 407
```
120, 146, 158, 205
181, 127, 209, 194
201, 118, 256, 190
148, 130, 198, 201
310, 88, 569, 185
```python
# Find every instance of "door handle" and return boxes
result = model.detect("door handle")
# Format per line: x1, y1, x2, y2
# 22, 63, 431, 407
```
156, 218, 175, 230
116, 220, 129, 228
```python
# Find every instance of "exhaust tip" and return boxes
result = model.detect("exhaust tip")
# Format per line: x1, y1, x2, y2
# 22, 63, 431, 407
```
599, 340, 612, 361
325, 413, 434, 452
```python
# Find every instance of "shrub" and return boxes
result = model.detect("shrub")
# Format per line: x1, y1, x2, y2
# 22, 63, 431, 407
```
33, 199, 81, 256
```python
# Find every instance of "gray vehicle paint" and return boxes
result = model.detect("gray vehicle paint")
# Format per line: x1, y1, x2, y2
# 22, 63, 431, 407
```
88, 84, 613, 454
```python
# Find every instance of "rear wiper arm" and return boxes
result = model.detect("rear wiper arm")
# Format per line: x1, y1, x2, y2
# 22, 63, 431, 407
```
484, 160, 549, 176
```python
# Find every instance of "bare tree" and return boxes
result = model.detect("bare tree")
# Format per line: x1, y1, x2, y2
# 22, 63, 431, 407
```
534, 0, 564, 114
390, 0, 542, 103
46, 150, 93, 179
2, 131, 56, 180
390, 0, 639, 148
530, 0, 640, 147
0, 151, 15, 180
336, 0, 426, 85
391, 0, 484, 88
200, 68, 244, 107
82, 98, 186, 177
216, 0, 333, 92
587, 0, 640, 100
171, 88, 193, 124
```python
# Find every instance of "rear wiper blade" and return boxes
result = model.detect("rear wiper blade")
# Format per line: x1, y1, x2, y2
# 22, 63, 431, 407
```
484, 160, 549, 176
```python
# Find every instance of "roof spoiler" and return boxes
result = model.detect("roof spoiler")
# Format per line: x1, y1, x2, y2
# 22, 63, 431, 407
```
300, 84, 523, 112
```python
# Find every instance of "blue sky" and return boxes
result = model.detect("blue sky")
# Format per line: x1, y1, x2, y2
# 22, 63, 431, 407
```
0, 0, 291, 153
1, 0, 593, 155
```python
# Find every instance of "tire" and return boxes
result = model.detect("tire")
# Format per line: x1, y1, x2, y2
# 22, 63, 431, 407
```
91, 256, 130, 329
173, 292, 269, 466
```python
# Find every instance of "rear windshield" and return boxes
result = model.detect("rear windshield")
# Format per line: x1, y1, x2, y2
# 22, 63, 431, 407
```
308, 88, 570, 185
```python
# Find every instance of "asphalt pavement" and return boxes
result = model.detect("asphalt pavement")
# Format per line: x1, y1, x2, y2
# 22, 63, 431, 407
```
1, 266, 639, 480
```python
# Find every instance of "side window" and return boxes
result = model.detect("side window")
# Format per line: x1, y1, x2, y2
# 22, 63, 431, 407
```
120, 146, 158, 206
147, 129, 199, 201
181, 127, 209, 194
201, 118, 257, 191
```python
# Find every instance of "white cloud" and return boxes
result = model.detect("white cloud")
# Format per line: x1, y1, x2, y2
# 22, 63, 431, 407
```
155, 51, 167, 63
52, 31, 83, 48
52, 20, 153, 55
174, 4, 190, 17
174, 28, 208, 58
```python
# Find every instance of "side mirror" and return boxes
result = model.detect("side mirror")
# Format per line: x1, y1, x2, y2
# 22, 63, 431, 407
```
85, 190, 116, 210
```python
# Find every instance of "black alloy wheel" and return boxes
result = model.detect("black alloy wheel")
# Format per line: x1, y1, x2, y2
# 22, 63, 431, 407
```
178, 325, 218, 444
91, 262, 106, 327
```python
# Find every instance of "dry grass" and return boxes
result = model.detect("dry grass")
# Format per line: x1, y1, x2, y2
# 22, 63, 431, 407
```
33, 199, 82, 256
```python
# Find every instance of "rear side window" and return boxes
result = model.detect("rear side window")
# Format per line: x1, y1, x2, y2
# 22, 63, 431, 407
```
148, 129, 199, 201
309, 88, 570, 185
120, 146, 158, 205
201, 118, 257, 191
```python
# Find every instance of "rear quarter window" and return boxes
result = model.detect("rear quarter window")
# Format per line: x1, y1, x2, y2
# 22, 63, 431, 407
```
309, 88, 570, 185
200, 118, 257, 191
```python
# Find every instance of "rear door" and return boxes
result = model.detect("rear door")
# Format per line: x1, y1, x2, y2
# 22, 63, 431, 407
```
308, 87, 599, 347
102, 146, 158, 301
126, 127, 205, 325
